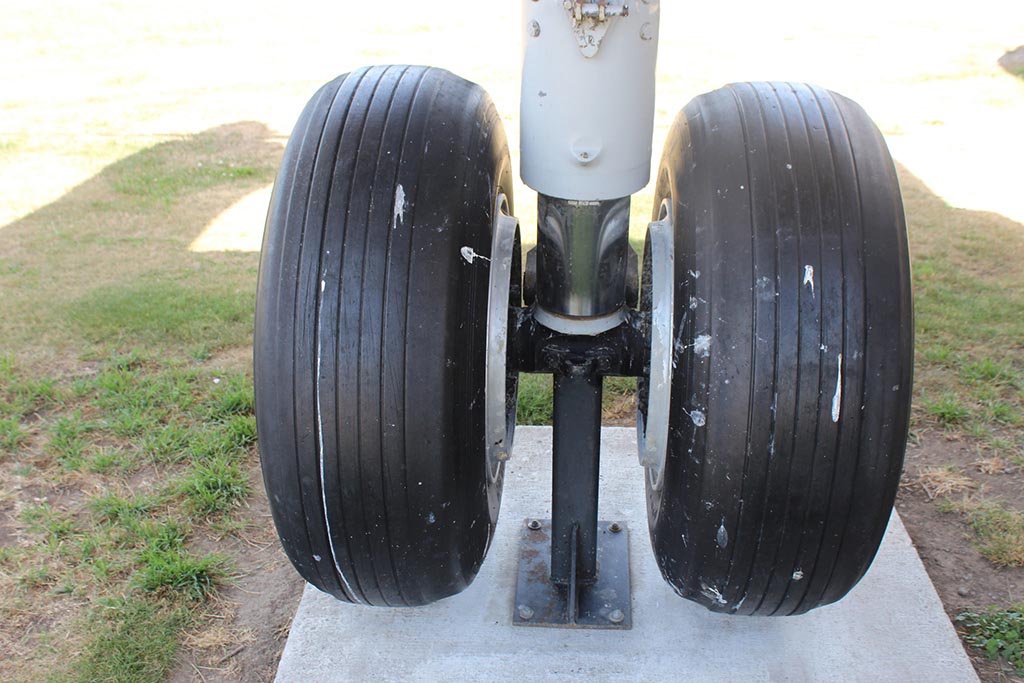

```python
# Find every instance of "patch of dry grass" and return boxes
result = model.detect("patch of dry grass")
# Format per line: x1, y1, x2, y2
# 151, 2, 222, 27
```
950, 499, 1024, 568
913, 465, 978, 500
971, 456, 1019, 476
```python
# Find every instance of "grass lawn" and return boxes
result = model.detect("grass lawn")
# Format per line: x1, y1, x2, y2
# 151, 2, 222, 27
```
0, 123, 274, 681
1, 2, 1021, 681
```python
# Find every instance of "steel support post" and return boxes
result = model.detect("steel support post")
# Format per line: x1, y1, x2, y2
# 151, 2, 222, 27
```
550, 366, 603, 586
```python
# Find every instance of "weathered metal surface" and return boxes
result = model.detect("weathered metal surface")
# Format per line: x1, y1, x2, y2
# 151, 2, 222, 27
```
549, 370, 602, 584
637, 202, 674, 489
484, 193, 520, 471
520, 0, 660, 201
512, 519, 632, 629
564, 1, 628, 58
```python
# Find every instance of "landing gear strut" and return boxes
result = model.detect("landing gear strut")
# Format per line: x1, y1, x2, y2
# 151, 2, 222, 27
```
255, 0, 913, 627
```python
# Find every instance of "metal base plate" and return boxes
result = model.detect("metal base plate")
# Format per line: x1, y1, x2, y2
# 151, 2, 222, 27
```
512, 519, 631, 629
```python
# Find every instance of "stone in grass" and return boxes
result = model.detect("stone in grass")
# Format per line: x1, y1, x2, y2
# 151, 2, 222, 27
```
998, 46, 1024, 76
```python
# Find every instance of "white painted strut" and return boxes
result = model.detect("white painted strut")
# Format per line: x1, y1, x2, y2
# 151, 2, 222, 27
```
520, 0, 660, 201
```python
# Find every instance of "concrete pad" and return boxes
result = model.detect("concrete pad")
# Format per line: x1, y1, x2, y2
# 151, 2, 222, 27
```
275, 427, 978, 683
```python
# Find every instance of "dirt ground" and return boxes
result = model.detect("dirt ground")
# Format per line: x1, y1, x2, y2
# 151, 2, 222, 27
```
164, 461, 303, 683
898, 433, 1024, 682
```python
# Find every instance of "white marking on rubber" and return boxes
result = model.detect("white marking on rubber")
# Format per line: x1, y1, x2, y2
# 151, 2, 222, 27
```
460, 246, 490, 264
700, 582, 728, 605
831, 353, 843, 423
803, 265, 814, 296
689, 409, 706, 427
792, 569, 804, 581
672, 322, 686, 369
316, 274, 362, 604
688, 269, 701, 279
694, 334, 712, 358
392, 184, 406, 230
716, 520, 728, 549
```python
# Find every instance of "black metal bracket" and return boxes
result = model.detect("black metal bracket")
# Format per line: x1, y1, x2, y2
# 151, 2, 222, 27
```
508, 306, 646, 629
508, 306, 648, 378
513, 520, 631, 629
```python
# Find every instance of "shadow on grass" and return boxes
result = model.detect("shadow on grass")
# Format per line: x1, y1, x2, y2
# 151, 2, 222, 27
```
894, 163, 1023, 449
898, 161, 1024, 357
0, 122, 283, 360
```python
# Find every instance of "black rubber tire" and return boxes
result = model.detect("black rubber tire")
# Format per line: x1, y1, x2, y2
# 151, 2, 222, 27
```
645, 82, 913, 616
254, 66, 517, 606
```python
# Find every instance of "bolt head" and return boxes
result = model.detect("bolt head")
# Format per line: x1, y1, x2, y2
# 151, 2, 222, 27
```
528, 20, 541, 37
608, 608, 625, 624
527, 519, 541, 531
609, 522, 622, 533
518, 604, 535, 620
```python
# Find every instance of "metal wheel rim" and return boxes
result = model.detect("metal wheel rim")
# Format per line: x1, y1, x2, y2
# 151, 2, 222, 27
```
485, 193, 519, 480
638, 199, 674, 491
